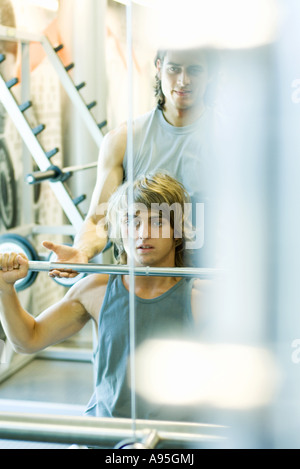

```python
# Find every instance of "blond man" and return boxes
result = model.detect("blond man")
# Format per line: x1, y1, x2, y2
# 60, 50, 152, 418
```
0, 173, 209, 421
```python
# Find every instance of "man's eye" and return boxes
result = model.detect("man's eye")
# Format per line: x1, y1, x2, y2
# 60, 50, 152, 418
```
168, 66, 180, 73
123, 218, 139, 227
188, 66, 204, 75
152, 219, 162, 227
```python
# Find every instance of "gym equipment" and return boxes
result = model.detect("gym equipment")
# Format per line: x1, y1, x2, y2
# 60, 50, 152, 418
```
0, 28, 107, 147
0, 67, 83, 228
32, 164, 41, 204
0, 412, 227, 448
0, 258, 222, 278
114, 430, 160, 449
5, 77, 18, 89
0, 234, 39, 291
25, 162, 98, 185
0, 28, 107, 229
0, 139, 17, 229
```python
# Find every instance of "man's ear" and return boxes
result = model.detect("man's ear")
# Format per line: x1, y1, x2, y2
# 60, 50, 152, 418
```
156, 58, 162, 79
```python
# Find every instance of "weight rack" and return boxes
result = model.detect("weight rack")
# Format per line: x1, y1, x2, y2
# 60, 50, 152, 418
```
0, 25, 107, 378
0, 24, 106, 230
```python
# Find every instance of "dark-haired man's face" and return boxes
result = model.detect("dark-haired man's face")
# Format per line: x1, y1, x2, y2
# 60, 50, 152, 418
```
156, 50, 210, 117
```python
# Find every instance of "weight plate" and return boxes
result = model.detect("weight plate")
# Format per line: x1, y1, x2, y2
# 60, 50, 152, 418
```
0, 139, 17, 229
47, 245, 86, 288
0, 234, 39, 291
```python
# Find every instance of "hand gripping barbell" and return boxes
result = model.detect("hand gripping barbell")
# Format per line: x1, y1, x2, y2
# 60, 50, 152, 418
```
0, 233, 39, 291
0, 234, 85, 291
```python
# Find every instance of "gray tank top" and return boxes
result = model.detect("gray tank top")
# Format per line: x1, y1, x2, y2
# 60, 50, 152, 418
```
123, 107, 215, 205
85, 274, 195, 421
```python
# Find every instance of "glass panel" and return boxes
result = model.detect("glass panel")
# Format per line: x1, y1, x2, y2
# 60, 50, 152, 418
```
122, 0, 282, 449
1, 0, 300, 450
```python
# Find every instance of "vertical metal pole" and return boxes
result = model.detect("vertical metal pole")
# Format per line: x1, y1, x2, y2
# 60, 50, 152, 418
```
20, 41, 34, 225
126, 0, 136, 437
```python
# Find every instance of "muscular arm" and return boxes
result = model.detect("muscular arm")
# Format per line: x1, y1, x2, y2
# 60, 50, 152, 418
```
0, 287, 90, 354
0, 254, 107, 354
73, 124, 127, 260
42, 124, 127, 274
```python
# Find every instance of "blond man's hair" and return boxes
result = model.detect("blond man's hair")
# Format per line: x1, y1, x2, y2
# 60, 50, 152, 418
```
106, 172, 193, 267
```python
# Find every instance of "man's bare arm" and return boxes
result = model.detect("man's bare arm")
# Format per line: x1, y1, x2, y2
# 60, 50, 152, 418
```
73, 124, 127, 259
0, 254, 91, 354
43, 123, 127, 272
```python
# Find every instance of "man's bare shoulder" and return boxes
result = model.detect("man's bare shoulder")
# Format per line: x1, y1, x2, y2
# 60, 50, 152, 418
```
67, 274, 109, 296
106, 121, 128, 139
64, 274, 110, 321
100, 122, 128, 161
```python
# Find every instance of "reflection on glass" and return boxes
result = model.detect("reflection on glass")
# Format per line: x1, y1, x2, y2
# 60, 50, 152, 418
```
135, 340, 277, 409
0, 0, 290, 449
146, 0, 278, 50
122, 0, 281, 448
122, 3, 223, 434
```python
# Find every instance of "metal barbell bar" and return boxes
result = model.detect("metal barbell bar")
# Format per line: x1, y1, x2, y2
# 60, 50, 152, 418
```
25, 162, 98, 185
0, 412, 227, 447
0, 261, 223, 278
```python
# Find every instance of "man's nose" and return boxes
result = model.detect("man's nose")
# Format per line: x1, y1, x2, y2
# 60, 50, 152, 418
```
177, 69, 191, 86
137, 221, 150, 239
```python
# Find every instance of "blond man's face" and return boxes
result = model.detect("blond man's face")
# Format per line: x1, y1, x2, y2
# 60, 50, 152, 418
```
121, 206, 177, 267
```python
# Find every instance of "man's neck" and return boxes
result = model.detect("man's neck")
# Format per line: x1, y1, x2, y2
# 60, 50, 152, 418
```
122, 261, 180, 299
123, 274, 179, 299
162, 103, 206, 127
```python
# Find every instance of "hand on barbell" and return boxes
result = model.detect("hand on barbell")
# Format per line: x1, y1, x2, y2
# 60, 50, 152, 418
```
0, 252, 29, 291
42, 241, 89, 279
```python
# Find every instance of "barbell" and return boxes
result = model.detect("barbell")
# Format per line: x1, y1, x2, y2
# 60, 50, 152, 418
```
0, 233, 222, 293
25, 162, 98, 185
0, 259, 220, 278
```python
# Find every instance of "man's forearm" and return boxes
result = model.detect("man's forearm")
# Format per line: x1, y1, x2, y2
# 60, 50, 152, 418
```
0, 287, 36, 354
73, 216, 108, 261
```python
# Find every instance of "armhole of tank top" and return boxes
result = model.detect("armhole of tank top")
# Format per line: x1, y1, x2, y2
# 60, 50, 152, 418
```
123, 111, 147, 175
97, 275, 115, 326
124, 109, 157, 174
